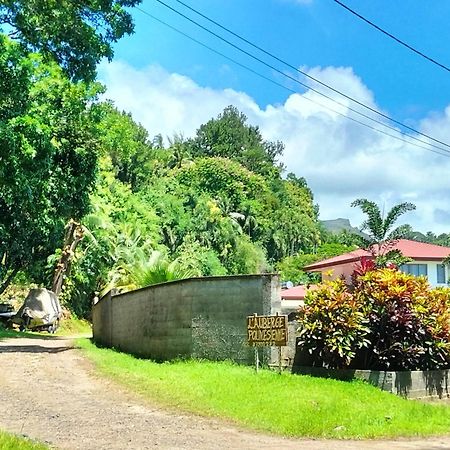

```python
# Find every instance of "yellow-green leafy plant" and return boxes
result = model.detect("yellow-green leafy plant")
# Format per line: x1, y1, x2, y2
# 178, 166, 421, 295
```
298, 268, 450, 370
297, 278, 371, 369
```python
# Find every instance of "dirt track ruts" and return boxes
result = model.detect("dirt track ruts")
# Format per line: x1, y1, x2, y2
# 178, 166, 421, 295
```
1, 336, 450, 450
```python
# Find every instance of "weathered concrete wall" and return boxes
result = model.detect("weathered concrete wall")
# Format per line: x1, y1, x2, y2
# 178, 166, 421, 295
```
293, 366, 450, 399
92, 291, 112, 348
93, 274, 280, 364
283, 321, 299, 367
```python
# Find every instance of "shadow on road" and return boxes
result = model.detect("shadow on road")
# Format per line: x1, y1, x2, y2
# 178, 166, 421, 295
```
0, 344, 72, 354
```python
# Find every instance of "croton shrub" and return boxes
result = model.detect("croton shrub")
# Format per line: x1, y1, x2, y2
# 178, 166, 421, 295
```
297, 268, 450, 370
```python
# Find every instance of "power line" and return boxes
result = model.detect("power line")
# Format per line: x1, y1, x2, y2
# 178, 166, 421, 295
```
161, 0, 450, 151
135, 8, 450, 158
332, 0, 450, 74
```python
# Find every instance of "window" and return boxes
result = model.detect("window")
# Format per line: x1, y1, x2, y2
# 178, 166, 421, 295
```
437, 264, 446, 284
400, 264, 428, 277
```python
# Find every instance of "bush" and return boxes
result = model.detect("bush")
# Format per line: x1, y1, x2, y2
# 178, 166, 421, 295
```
297, 278, 371, 369
298, 268, 450, 370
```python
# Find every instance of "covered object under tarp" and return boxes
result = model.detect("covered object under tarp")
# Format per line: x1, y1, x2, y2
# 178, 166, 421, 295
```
13, 288, 62, 332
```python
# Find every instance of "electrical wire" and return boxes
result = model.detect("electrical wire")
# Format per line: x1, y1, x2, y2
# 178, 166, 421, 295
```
160, 2, 450, 156
332, 0, 450, 74
160, 0, 450, 148
160, 0, 450, 151
135, 8, 450, 158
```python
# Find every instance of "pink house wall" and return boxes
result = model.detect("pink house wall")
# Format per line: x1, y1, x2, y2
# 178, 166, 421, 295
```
317, 261, 359, 284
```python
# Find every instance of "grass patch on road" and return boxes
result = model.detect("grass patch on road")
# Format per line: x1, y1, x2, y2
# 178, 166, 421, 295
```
77, 338, 450, 439
0, 431, 48, 450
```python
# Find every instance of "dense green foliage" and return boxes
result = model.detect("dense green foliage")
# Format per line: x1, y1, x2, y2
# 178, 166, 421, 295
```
79, 338, 450, 439
0, 36, 102, 295
298, 268, 450, 370
188, 105, 284, 177
52, 105, 324, 316
0, 0, 140, 81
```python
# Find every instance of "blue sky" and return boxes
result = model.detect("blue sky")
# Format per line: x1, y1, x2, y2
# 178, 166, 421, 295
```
99, 0, 450, 233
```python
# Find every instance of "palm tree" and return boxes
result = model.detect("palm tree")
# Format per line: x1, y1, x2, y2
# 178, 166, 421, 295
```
110, 251, 197, 294
351, 198, 416, 255
167, 133, 190, 169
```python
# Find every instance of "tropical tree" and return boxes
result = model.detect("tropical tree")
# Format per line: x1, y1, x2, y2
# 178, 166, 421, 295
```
351, 198, 416, 256
0, 37, 102, 295
98, 102, 154, 190
167, 133, 190, 169
0, 0, 140, 81
112, 250, 197, 293
188, 105, 284, 177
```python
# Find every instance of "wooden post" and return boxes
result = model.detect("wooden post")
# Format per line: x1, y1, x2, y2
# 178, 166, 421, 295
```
278, 345, 282, 374
253, 313, 259, 373
276, 312, 282, 374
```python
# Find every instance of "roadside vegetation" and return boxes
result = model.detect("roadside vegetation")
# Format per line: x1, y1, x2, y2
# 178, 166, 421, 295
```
0, 431, 47, 450
299, 268, 450, 371
0, 314, 91, 339
295, 199, 450, 372
77, 338, 450, 439
0, 5, 358, 317
55, 316, 92, 337
0, 327, 39, 340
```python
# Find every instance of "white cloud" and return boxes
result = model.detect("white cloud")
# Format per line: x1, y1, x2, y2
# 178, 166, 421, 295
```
99, 60, 450, 234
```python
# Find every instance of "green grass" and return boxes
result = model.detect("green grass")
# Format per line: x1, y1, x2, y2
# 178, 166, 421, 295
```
55, 316, 91, 336
77, 338, 450, 439
0, 327, 41, 340
0, 431, 48, 450
0, 315, 91, 339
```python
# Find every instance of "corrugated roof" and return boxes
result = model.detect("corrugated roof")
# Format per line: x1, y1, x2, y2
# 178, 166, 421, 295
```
304, 239, 450, 271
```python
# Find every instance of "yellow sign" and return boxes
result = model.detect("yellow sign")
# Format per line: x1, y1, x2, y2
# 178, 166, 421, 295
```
247, 314, 288, 347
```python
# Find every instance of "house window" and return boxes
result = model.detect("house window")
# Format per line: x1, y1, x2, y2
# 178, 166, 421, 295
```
400, 264, 428, 277
437, 264, 446, 284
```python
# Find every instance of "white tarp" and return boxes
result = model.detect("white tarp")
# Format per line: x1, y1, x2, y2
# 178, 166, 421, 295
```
14, 288, 62, 329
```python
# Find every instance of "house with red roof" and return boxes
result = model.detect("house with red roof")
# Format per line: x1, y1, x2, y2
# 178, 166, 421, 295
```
303, 239, 450, 287
280, 284, 319, 318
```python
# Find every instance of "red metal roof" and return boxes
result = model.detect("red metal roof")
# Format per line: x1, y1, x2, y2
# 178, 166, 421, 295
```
281, 284, 318, 300
304, 239, 450, 271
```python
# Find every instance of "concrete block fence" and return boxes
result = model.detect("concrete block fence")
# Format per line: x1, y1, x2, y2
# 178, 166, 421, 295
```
93, 274, 281, 365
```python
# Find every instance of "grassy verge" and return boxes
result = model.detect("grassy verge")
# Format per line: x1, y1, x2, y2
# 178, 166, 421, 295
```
0, 327, 40, 340
0, 431, 48, 450
77, 338, 450, 439
56, 316, 91, 336
0, 316, 91, 339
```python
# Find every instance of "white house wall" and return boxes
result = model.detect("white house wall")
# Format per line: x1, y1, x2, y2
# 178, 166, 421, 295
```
406, 260, 447, 287
314, 260, 448, 288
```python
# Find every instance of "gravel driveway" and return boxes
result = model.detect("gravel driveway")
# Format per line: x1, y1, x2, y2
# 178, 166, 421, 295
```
0, 336, 450, 450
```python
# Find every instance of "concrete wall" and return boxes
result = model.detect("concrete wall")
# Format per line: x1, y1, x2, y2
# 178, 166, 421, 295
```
93, 274, 280, 365
293, 366, 450, 399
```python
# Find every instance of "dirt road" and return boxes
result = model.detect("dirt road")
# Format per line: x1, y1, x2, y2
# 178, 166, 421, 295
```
0, 336, 449, 450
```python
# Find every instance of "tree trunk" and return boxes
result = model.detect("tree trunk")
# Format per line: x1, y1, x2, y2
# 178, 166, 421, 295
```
52, 220, 84, 296
0, 267, 20, 296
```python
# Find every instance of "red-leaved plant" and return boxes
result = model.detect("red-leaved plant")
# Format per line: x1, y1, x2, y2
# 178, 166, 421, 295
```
297, 268, 450, 370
